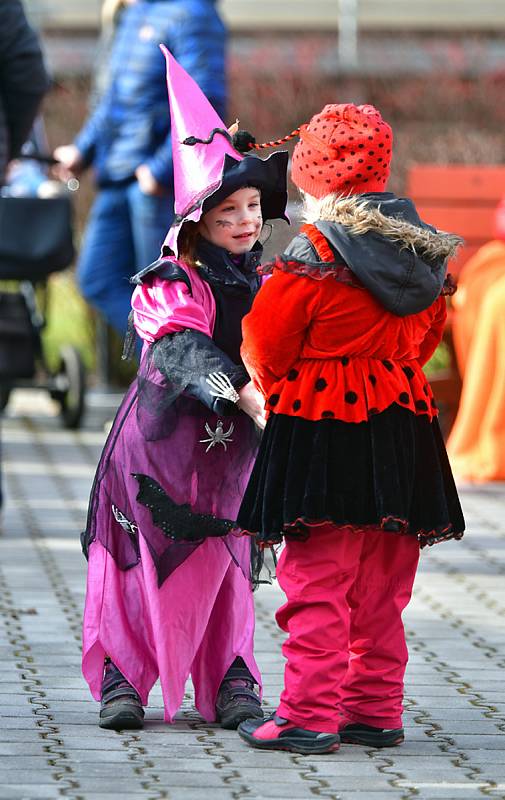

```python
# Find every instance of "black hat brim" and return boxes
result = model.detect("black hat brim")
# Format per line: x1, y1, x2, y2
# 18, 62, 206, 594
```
202, 151, 289, 223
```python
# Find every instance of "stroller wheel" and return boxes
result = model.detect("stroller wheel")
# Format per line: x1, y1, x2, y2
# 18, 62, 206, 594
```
54, 346, 86, 429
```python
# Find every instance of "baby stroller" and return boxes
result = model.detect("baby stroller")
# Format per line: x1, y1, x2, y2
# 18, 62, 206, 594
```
0, 153, 86, 429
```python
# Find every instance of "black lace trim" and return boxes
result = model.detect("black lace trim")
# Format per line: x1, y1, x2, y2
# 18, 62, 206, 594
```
260, 256, 457, 297
243, 515, 464, 549
259, 255, 363, 286
133, 474, 235, 541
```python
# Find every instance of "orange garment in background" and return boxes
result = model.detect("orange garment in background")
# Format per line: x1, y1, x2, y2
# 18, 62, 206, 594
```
447, 240, 505, 481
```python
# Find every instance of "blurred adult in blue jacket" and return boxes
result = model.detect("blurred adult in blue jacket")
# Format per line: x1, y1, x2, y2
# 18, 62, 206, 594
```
54, 0, 227, 336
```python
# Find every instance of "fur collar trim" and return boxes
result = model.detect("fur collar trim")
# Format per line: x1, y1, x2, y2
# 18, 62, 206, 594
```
311, 193, 463, 263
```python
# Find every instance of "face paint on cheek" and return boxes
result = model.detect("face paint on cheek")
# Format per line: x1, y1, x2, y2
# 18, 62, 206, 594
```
215, 219, 233, 229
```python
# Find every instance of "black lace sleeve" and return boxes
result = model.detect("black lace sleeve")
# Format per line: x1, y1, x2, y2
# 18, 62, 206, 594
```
151, 329, 249, 416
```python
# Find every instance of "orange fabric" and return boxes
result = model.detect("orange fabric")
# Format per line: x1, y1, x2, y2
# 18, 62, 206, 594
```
447, 243, 505, 481
300, 223, 339, 263
451, 240, 505, 374
241, 267, 446, 424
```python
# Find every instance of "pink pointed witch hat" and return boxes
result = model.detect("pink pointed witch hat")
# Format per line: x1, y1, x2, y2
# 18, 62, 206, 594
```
160, 45, 289, 257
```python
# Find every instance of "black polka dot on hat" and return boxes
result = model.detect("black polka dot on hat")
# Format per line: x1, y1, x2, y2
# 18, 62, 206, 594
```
368, 374, 377, 386
341, 356, 349, 366
399, 392, 410, 404
382, 360, 394, 371
292, 399, 301, 412
402, 366, 415, 380
423, 384, 429, 395
415, 399, 428, 412
345, 391, 358, 404
321, 410, 335, 418
268, 393, 280, 407
369, 407, 379, 416
287, 369, 299, 381
315, 378, 327, 392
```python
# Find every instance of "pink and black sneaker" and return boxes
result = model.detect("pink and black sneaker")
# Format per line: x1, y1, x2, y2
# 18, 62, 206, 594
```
238, 714, 340, 755
339, 722, 404, 747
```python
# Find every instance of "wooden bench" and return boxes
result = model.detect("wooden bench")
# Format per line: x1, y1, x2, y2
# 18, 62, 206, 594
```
406, 164, 505, 434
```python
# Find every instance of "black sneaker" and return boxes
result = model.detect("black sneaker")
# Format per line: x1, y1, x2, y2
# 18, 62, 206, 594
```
238, 715, 340, 755
340, 722, 404, 747
99, 659, 144, 730
215, 657, 263, 730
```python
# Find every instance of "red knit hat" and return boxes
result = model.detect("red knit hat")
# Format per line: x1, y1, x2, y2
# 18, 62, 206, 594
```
291, 103, 393, 198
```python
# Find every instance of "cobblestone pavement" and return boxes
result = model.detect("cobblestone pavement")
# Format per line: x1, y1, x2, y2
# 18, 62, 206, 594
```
0, 390, 504, 800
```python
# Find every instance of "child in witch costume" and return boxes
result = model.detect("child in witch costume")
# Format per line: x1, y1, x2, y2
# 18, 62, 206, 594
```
81, 48, 289, 731
235, 104, 465, 754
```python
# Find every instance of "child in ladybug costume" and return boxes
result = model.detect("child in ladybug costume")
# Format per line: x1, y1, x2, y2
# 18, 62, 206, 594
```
236, 104, 465, 755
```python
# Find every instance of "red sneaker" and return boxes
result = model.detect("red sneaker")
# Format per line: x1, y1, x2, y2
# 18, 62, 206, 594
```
238, 714, 340, 755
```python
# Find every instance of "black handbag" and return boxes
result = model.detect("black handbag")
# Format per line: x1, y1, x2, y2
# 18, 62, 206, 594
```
0, 291, 36, 379
0, 194, 74, 280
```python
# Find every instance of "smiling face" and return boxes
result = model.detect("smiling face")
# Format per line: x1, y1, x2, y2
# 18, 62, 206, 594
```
198, 187, 263, 255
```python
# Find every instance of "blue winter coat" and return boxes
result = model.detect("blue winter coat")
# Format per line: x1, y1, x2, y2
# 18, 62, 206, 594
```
75, 0, 226, 188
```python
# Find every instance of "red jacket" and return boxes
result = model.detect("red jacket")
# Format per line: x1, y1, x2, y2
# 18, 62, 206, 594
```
242, 259, 446, 425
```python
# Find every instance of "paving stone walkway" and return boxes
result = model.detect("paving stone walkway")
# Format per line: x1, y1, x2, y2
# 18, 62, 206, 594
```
0, 390, 504, 800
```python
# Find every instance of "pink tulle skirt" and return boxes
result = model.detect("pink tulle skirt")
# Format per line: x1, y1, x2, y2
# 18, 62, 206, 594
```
82, 533, 260, 722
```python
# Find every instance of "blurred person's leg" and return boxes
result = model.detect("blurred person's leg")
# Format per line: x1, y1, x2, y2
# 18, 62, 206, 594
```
127, 182, 173, 270
77, 187, 135, 336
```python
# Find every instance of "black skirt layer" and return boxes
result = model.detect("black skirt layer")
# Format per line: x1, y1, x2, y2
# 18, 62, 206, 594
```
237, 404, 465, 547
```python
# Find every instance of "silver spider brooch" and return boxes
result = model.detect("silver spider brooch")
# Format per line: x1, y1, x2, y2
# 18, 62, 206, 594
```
200, 419, 235, 452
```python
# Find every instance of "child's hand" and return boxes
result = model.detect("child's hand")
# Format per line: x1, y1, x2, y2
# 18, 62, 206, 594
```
237, 382, 267, 429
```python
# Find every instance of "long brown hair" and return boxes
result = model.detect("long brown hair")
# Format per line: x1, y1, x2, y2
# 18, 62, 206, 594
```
177, 221, 200, 268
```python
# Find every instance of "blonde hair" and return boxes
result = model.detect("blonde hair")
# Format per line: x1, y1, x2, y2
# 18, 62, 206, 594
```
300, 190, 349, 224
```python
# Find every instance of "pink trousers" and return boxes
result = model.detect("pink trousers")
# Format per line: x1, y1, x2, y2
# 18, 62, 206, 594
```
275, 525, 420, 733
